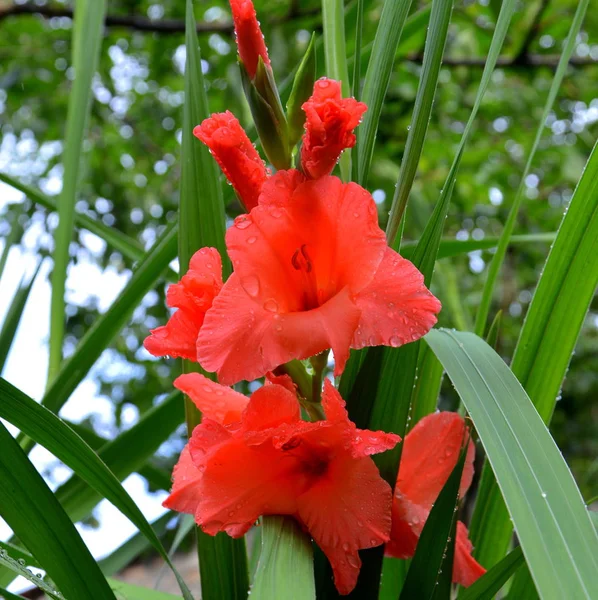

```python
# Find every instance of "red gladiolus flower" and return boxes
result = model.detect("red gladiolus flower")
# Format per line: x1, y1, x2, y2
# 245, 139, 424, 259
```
229, 0, 270, 79
164, 377, 400, 595
197, 171, 440, 385
301, 78, 367, 179
386, 412, 486, 587
194, 111, 267, 212
143, 247, 222, 361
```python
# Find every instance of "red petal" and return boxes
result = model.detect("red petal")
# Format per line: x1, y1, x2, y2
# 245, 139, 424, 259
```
385, 493, 427, 559
352, 247, 441, 350
228, 0, 270, 78
397, 412, 475, 509
197, 273, 361, 384
454, 521, 486, 587
301, 79, 367, 179
227, 176, 386, 312
143, 247, 222, 360
143, 310, 199, 361
241, 384, 301, 432
174, 373, 248, 425
297, 453, 393, 595
194, 436, 299, 537
162, 445, 203, 515
194, 111, 267, 211
265, 371, 298, 395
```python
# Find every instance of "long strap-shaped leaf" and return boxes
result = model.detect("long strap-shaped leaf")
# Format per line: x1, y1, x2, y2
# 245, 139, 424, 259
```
386, 0, 453, 246
356, 0, 413, 187
425, 329, 598, 599
19, 222, 178, 453
0, 421, 117, 600
0, 378, 194, 600
48, 0, 106, 383
470, 141, 598, 569
474, 0, 590, 335
178, 2, 248, 598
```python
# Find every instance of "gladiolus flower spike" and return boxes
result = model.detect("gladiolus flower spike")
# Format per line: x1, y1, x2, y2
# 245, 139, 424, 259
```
164, 374, 400, 595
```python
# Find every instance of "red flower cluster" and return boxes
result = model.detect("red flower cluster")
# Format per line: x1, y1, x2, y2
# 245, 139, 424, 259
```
165, 376, 399, 594
146, 1, 484, 594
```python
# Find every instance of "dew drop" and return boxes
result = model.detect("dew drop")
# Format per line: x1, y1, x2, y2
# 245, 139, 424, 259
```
247, 235, 257, 244
347, 554, 360, 568
202, 384, 212, 392
242, 275, 260, 297
234, 216, 252, 230
342, 542, 350, 551
541, 492, 547, 498
389, 335, 401, 347
370, 538, 378, 546
263, 298, 279, 312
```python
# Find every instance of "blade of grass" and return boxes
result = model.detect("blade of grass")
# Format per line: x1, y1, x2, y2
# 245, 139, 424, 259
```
0, 420, 116, 600
0, 541, 41, 569
351, 0, 364, 101
0, 586, 26, 600
0, 260, 41, 374
251, 517, 315, 599
400, 233, 557, 261
408, 342, 444, 430
474, 0, 590, 335
356, 0, 413, 187
19, 222, 177, 453
0, 551, 62, 600
180, 2, 247, 598
0, 207, 24, 281
386, 0, 454, 246
48, 0, 107, 384
322, 0, 351, 180
425, 328, 598, 599
470, 139, 598, 568
0, 171, 147, 265
458, 546, 524, 600
0, 379, 194, 599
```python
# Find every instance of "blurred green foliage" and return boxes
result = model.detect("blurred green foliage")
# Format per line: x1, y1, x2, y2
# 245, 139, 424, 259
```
0, 0, 596, 496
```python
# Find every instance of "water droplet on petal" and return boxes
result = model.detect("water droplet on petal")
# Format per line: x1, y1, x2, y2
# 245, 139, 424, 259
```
263, 298, 279, 312
234, 216, 252, 230
390, 335, 402, 347
242, 275, 260, 297
347, 554, 360, 568
342, 542, 350, 551
247, 235, 257, 244
202, 384, 212, 392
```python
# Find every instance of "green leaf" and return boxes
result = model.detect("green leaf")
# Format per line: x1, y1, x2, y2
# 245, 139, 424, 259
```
474, 0, 590, 335
356, 0, 413, 187
408, 342, 444, 430
386, 0, 454, 246
0, 585, 27, 600
458, 547, 524, 600
0, 549, 61, 600
0, 541, 41, 569
351, 0, 364, 101
321, 0, 351, 181
399, 233, 557, 262
286, 33, 317, 149
0, 171, 147, 265
0, 421, 116, 600
0, 379, 194, 600
425, 329, 598, 599
180, 2, 248, 598
251, 516, 315, 599
109, 579, 182, 600
471, 139, 598, 569
48, 0, 107, 383
0, 260, 41, 374
19, 222, 178, 453
399, 444, 465, 600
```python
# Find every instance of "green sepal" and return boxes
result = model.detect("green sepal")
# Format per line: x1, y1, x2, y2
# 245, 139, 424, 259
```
241, 57, 291, 170
286, 33, 317, 150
